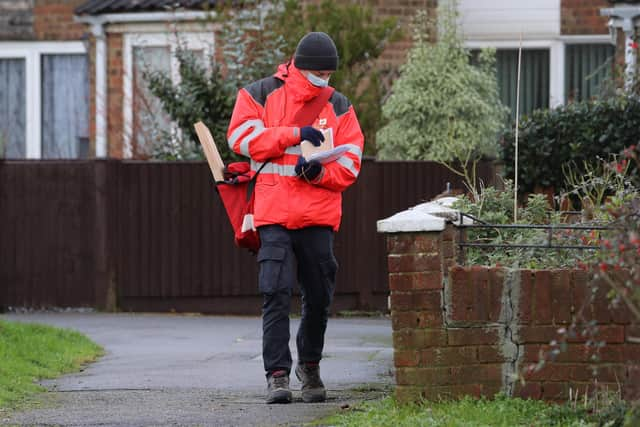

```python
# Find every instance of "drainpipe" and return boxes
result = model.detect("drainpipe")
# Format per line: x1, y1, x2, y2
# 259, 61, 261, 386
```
89, 19, 107, 158
601, 6, 640, 92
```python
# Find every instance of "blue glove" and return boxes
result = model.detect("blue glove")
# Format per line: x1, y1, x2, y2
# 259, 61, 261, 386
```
300, 126, 324, 147
295, 156, 322, 181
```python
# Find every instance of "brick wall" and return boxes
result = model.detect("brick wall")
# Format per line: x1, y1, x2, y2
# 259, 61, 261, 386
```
88, 34, 96, 151
106, 33, 124, 158
33, 0, 86, 40
0, 0, 34, 40
370, 0, 438, 70
385, 226, 640, 403
561, 0, 609, 35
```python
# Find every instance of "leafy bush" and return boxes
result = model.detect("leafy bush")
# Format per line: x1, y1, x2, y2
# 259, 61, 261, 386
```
144, 48, 235, 160
377, 2, 507, 195
593, 145, 640, 324
501, 95, 640, 195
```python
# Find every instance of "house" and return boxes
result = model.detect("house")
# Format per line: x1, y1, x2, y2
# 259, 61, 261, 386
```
0, 0, 636, 160
0, 0, 219, 161
452, 0, 633, 118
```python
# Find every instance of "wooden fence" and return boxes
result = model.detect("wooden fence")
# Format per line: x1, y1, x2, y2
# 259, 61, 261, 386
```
0, 159, 494, 314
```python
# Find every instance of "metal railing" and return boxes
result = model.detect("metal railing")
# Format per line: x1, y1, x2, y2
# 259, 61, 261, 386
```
456, 212, 612, 263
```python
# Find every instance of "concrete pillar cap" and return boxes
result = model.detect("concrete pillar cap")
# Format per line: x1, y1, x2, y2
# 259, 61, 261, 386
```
377, 197, 471, 233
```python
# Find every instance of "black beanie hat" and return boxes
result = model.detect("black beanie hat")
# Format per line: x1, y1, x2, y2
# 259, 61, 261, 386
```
294, 32, 339, 71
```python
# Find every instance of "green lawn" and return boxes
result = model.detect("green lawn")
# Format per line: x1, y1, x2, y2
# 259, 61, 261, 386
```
319, 394, 634, 427
0, 319, 103, 409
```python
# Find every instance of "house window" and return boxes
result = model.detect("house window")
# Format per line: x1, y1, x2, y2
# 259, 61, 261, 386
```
123, 33, 214, 159
0, 58, 26, 158
132, 46, 171, 157
496, 49, 550, 119
41, 54, 90, 158
0, 42, 88, 159
565, 43, 615, 102
468, 38, 613, 121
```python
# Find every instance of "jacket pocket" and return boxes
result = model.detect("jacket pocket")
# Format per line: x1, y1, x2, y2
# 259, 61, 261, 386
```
257, 246, 287, 294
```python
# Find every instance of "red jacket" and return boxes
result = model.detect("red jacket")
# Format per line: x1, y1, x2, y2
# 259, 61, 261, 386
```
226, 62, 364, 231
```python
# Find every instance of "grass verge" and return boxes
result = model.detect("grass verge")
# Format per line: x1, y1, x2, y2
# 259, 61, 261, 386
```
0, 319, 103, 410
317, 393, 633, 427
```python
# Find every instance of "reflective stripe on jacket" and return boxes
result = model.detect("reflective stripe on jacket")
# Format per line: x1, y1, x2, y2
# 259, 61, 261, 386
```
226, 62, 364, 231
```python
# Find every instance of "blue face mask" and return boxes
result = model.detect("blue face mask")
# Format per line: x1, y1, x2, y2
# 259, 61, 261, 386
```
306, 72, 330, 88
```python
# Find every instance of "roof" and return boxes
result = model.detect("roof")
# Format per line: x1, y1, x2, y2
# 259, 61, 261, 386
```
75, 0, 221, 15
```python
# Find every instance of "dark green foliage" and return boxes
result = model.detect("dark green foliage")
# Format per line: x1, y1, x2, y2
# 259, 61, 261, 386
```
501, 95, 640, 194
144, 49, 236, 160
275, 0, 401, 154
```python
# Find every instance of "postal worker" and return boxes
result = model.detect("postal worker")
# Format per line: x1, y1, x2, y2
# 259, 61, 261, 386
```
227, 31, 364, 404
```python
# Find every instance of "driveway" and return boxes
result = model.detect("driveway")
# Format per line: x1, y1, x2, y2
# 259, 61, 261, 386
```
0, 312, 393, 427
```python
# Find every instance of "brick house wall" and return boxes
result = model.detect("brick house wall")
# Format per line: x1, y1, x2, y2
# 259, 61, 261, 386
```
365, 0, 438, 70
561, 0, 609, 35
0, 0, 86, 41
33, 0, 86, 40
379, 205, 640, 403
106, 34, 124, 158
0, 0, 34, 40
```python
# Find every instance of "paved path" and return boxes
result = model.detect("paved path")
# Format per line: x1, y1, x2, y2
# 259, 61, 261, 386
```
1, 313, 393, 427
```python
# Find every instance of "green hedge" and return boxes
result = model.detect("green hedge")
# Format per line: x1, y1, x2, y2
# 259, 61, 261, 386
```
500, 96, 640, 194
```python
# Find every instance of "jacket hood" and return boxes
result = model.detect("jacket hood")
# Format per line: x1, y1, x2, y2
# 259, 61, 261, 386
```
274, 61, 327, 102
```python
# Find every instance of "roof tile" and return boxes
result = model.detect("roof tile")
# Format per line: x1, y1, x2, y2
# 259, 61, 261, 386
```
75, 0, 220, 15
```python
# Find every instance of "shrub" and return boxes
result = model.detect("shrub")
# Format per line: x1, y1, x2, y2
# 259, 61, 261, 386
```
377, 2, 507, 196
144, 48, 235, 160
501, 95, 640, 195
593, 145, 640, 324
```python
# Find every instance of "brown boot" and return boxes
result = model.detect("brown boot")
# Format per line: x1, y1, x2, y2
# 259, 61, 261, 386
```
266, 370, 292, 404
295, 362, 326, 403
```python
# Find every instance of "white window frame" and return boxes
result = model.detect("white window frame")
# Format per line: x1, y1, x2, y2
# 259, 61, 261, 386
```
0, 41, 87, 159
122, 32, 215, 159
464, 35, 612, 109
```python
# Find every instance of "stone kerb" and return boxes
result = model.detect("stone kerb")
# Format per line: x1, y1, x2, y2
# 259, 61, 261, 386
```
377, 200, 640, 404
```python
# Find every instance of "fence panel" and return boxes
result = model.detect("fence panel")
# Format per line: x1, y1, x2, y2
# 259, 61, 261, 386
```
0, 159, 493, 313
0, 161, 97, 308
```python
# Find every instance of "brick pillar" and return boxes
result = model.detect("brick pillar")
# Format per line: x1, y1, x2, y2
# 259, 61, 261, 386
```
378, 201, 467, 402
387, 231, 448, 402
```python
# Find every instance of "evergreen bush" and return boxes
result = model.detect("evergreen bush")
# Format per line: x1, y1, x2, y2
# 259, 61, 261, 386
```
501, 95, 640, 194
376, 3, 507, 196
144, 48, 235, 160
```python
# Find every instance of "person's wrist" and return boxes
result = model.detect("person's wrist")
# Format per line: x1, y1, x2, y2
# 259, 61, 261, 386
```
285, 127, 301, 148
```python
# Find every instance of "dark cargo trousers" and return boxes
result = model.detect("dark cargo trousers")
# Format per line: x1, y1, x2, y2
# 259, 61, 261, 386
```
257, 224, 338, 375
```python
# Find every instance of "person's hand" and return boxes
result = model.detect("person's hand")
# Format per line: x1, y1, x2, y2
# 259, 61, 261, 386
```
300, 126, 324, 147
295, 156, 322, 181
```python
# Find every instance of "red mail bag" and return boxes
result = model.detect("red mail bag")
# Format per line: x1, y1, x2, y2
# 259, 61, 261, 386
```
216, 162, 265, 253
